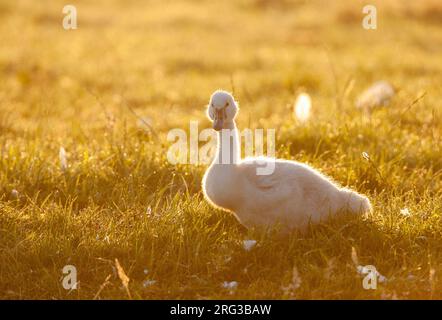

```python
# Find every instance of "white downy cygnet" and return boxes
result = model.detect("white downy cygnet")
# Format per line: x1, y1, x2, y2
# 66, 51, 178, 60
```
203, 90, 372, 232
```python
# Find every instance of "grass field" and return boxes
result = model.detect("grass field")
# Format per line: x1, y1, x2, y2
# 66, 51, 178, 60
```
0, 0, 441, 299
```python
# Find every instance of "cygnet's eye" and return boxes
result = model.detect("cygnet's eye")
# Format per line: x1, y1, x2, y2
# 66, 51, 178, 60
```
225, 102, 229, 108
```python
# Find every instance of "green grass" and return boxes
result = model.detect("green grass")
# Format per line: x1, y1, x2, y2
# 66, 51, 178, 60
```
0, 0, 441, 299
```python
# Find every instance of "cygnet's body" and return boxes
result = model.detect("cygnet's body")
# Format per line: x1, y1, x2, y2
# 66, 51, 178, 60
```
203, 90, 371, 232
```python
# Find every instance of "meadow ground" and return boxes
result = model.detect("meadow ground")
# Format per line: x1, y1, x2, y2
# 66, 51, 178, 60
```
0, 0, 441, 299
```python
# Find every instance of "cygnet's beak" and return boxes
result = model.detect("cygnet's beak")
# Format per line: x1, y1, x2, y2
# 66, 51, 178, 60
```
213, 118, 223, 131
213, 107, 225, 131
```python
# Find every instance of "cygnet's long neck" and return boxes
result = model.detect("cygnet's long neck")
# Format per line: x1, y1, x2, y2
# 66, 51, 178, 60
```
214, 121, 240, 165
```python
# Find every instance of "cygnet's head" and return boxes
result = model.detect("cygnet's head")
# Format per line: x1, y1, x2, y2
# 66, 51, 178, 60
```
207, 90, 238, 131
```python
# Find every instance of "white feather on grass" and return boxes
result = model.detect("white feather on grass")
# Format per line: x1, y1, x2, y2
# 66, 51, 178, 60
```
242, 240, 257, 251
356, 81, 395, 110
59, 147, 68, 172
11, 189, 19, 199
400, 208, 411, 217
222, 281, 238, 294
294, 93, 311, 123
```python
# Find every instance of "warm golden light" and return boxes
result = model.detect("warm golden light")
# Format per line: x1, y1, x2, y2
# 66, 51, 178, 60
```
294, 93, 312, 123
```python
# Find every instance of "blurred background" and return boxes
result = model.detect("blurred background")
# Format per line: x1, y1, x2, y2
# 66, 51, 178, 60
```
1, 0, 441, 134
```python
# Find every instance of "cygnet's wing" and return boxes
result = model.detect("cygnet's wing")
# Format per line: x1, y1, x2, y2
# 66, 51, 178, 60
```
239, 158, 332, 195
239, 158, 296, 191
238, 158, 344, 217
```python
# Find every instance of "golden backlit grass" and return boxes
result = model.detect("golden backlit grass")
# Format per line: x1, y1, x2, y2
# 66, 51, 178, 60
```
0, 0, 441, 299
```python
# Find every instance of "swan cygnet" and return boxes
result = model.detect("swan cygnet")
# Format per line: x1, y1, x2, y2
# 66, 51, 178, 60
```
202, 90, 372, 232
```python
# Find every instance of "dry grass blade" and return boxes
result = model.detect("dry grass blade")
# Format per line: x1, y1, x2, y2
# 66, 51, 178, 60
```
361, 152, 385, 182
93, 274, 112, 300
115, 259, 132, 299
351, 247, 359, 266
391, 92, 427, 127
282, 265, 302, 299
291, 266, 302, 290
122, 97, 159, 141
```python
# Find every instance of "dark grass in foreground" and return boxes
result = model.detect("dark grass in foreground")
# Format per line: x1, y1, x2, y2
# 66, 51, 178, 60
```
0, 119, 441, 299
